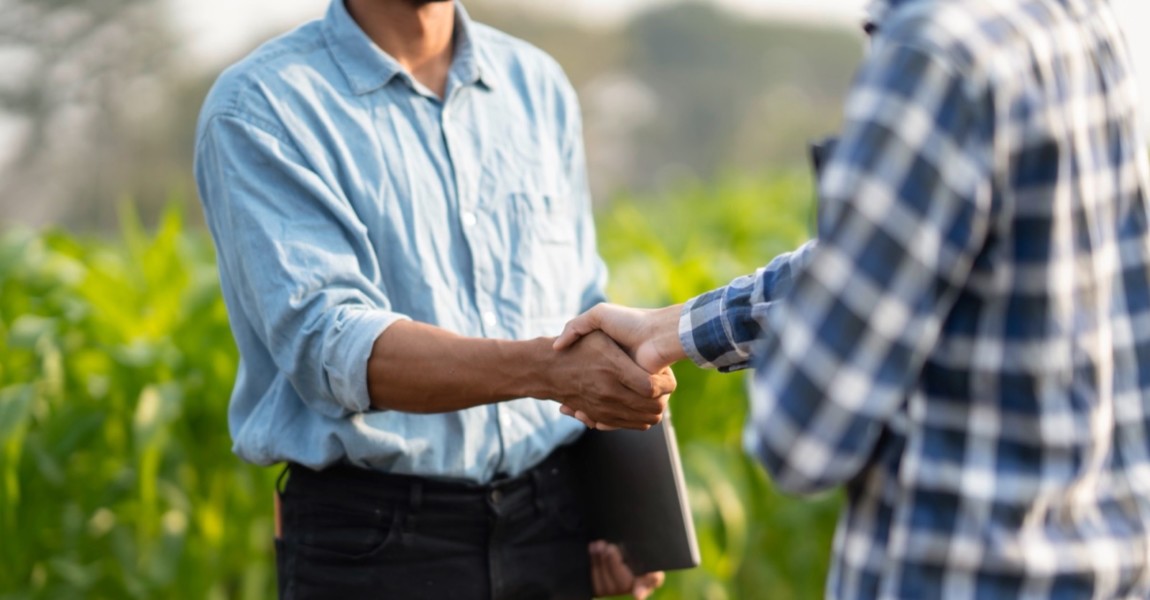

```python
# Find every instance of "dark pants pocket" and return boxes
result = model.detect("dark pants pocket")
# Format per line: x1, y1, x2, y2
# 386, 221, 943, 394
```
274, 538, 289, 600
280, 494, 405, 598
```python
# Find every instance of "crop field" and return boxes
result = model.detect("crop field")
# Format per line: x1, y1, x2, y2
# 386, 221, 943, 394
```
0, 176, 838, 599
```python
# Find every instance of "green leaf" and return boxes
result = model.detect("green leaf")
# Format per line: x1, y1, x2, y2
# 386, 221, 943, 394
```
7, 316, 56, 349
0, 385, 34, 441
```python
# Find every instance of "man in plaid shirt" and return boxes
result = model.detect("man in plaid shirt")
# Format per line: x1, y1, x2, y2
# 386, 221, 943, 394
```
555, 0, 1150, 596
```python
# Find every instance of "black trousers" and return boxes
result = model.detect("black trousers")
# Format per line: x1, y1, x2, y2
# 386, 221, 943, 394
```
275, 446, 593, 599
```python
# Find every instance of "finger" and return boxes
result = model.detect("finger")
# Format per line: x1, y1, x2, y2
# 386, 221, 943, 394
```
633, 572, 665, 599
584, 401, 656, 431
589, 541, 609, 597
575, 381, 663, 430
560, 405, 595, 428
649, 370, 678, 397
613, 352, 662, 399
593, 396, 661, 430
553, 307, 603, 350
602, 543, 634, 593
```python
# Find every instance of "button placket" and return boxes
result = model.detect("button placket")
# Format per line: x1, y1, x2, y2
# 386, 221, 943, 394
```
442, 100, 498, 340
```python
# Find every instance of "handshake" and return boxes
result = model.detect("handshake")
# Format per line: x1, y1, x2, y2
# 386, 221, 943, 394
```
546, 303, 687, 431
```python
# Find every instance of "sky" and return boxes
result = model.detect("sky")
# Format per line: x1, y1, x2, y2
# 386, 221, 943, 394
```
170, 0, 1150, 130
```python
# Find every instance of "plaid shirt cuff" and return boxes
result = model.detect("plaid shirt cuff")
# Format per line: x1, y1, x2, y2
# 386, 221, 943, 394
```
679, 283, 758, 372
679, 241, 817, 372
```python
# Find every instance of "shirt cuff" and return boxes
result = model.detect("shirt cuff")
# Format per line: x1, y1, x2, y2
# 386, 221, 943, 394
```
324, 309, 411, 414
679, 241, 819, 373
679, 285, 756, 372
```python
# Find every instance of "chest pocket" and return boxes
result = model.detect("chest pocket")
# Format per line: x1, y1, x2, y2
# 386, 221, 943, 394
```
514, 192, 576, 244
510, 191, 581, 319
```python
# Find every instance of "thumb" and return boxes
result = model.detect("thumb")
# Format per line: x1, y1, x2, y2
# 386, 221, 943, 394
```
552, 309, 602, 350
634, 343, 669, 374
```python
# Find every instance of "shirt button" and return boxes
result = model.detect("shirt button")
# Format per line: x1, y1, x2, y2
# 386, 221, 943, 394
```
490, 489, 503, 504
461, 211, 477, 228
482, 311, 497, 327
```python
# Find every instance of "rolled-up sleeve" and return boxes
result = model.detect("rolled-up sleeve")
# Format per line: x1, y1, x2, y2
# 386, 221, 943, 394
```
195, 114, 409, 418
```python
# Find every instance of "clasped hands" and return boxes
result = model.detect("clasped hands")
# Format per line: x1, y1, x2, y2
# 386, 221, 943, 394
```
549, 303, 685, 431
547, 303, 684, 599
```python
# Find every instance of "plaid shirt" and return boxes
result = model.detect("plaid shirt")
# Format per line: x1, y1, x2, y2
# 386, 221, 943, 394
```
680, 0, 1150, 597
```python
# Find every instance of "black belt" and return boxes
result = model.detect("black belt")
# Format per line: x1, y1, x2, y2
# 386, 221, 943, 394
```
284, 442, 580, 514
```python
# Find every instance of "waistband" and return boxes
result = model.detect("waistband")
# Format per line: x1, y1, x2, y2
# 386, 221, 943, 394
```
283, 442, 581, 513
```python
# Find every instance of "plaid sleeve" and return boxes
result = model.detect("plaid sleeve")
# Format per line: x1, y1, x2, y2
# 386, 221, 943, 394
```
680, 241, 817, 372
744, 39, 993, 494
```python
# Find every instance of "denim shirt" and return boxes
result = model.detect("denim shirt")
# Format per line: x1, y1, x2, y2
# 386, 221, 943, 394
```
193, 0, 604, 483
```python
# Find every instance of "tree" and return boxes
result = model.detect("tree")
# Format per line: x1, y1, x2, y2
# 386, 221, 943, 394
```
622, 2, 863, 191
0, 0, 178, 228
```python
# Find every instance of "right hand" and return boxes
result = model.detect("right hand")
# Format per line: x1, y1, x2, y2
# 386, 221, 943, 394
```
553, 303, 686, 373
542, 331, 675, 430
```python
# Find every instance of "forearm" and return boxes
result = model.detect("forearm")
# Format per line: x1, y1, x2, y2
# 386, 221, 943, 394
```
367, 320, 554, 412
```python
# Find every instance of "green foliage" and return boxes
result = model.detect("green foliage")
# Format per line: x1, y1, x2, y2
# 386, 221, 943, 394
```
0, 179, 837, 598
0, 205, 274, 599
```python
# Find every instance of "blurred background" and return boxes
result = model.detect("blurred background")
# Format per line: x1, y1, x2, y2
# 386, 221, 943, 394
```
1, 0, 1148, 598
1, 0, 1148, 228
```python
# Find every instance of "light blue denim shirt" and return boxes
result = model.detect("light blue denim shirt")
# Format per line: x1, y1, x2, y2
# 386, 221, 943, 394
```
193, 0, 604, 483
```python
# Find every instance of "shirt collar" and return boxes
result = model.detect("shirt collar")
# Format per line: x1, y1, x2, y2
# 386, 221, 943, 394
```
323, 0, 495, 96
450, 3, 496, 92
865, 0, 891, 30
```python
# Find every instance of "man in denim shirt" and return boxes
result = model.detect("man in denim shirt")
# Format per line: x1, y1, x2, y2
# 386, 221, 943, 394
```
194, 0, 670, 597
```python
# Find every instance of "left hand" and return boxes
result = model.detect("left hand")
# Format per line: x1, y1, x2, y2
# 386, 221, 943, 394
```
590, 540, 665, 599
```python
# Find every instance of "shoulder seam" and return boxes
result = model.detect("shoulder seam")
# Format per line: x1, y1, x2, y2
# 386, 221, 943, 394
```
199, 111, 297, 150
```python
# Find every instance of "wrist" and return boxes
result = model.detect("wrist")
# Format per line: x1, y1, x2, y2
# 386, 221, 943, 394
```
506, 336, 560, 401
653, 304, 687, 364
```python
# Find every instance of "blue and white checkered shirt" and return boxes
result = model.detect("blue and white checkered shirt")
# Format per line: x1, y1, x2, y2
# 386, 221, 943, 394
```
681, 0, 1150, 597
